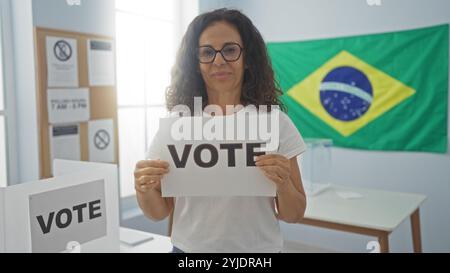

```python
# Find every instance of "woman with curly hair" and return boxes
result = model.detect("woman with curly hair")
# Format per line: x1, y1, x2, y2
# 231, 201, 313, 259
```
134, 8, 307, 253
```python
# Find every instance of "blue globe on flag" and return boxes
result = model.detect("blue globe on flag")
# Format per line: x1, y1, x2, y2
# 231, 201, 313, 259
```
320, 66, 373, 121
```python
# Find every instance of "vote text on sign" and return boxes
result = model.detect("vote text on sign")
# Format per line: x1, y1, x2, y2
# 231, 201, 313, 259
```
157, 116, 278, 197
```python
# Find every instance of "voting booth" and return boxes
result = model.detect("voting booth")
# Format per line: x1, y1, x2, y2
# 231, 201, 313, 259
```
0, 160, 119, 253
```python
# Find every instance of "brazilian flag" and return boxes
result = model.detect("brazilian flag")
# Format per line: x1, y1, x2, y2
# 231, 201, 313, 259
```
267, 24, 448, 153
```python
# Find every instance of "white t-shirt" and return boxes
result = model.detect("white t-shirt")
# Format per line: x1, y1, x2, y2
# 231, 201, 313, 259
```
146, 107, 306, 253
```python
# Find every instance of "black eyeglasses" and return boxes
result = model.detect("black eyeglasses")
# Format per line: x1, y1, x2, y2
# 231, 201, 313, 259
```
198, 43, 244, 64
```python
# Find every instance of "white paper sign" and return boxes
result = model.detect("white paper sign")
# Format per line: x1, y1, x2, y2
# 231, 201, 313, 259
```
46, 36, 78, 87
88, 39, 115, 86
49, 125, 81, 174
88, 119, 115, 163
158, 117, 277, 197
29, 179, 107, 253
47, 88, 90, 124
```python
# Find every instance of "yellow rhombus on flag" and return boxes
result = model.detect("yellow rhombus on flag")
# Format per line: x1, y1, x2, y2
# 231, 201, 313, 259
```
287, 50, 416, 137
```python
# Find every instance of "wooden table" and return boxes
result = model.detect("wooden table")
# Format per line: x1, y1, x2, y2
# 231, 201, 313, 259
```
299, 185, 426, 253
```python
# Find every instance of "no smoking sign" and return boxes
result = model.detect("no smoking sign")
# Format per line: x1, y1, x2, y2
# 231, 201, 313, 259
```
53, 40, 73, 62
94, 130, 110, 150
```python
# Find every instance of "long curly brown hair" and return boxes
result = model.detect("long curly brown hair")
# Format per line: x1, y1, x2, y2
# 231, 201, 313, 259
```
165, 8, 285, 113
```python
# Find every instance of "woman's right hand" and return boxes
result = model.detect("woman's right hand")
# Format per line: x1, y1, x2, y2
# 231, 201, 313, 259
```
134, 160, 170, 194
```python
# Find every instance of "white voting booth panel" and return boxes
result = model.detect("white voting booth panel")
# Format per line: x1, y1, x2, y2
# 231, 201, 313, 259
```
0, 160, 119, 253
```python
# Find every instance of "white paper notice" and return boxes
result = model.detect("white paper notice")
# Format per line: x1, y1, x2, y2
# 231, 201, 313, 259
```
88, 39, 116, 86
47, 88, 90, 124
49, 124, 81, 174
88, 119, 115, 163
157, 117, 277, 197
46, 36, 78, 87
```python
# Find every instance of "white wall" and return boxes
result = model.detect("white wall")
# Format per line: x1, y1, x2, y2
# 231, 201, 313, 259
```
200, 0, 450, 252
0, 0, 19, 185
10, 0, 39, 184
32, 0, 116, 37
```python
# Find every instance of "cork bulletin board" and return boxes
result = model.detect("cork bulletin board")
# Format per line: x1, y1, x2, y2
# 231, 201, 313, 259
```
34, 27, 119, 179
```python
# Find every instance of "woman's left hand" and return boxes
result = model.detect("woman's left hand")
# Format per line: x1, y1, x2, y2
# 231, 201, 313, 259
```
255, 154, 291, 190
